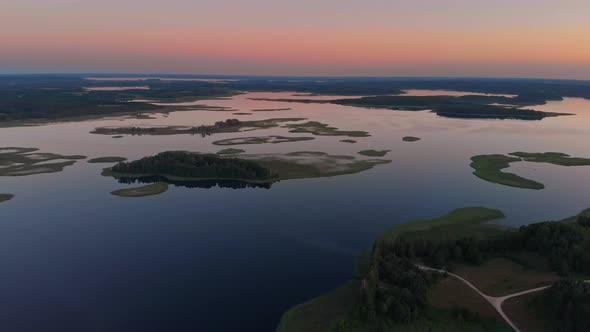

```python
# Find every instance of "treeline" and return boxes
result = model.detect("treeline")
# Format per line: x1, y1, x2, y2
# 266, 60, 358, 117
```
111, 151, 277, 181
375, 216, 590, 276
334, 95, 552, 120
0, 77, 234, 121
536, 280, 590, 332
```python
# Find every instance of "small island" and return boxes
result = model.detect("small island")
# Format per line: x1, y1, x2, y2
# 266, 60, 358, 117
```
358, 149, 390, 157
402, 136, 421, 142
284, 121, 370, 137
212, 136, 314, 146
251, 108, 291, 112
471, 152, 590, 190
340, 139, 357, 144
111, 183, 169, 197
0, 194, 14, 203
216, 148, 245, 155
88, 156, 127, 163
91, 118, 306, 137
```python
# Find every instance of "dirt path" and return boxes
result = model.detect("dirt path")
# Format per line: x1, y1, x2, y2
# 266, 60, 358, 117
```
418, 265, 550, 332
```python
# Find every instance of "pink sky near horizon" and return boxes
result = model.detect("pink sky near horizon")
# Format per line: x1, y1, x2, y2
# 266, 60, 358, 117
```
1, 0, 590, 79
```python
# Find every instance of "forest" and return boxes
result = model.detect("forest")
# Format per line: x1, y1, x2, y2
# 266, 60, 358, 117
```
535, 280, 590, 332
354, 214, 590, 327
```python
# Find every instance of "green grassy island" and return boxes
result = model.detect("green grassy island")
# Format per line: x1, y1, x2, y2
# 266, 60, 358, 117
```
402, 136, 421, 142
111, 183, 169, 197
217, 148, 245, 155
358, 150, 390, 157
277, 207, 590, 332
0, 194, 14, 203
471, 152, 590, 190
88, 156, 127, 163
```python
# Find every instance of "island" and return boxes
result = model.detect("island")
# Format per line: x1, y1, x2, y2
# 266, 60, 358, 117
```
88, 156, 127, 163
470, 152, 590, 190
402, 136, 421, 142
216, 148, 245, 155
0, 147, 86, 176
284, 121, 370, 137
340, 139, 357, 144
111, 183, 169, 197
277, 207, 590, 332
0, 194, 14, 203
250, 95, 569, 120
358, 150, 390, 157
91, 118, 307, 137
211, 136, 314, 146
102, 151, 391, 191
251, 108, 291, 112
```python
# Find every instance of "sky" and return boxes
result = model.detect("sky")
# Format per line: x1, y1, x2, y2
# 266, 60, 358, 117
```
1, 0, 589, 79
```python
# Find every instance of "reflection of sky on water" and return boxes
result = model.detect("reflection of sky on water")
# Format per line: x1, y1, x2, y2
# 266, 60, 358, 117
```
1, 90, 590, 331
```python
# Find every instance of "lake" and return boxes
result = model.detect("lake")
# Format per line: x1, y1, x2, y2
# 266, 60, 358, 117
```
1, 90, 590, 331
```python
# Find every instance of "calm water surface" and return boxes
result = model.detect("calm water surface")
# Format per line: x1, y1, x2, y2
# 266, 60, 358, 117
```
1, 91, 590, 331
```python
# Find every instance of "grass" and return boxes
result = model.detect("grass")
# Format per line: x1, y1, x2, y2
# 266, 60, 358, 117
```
358, 150, 390, 157
509, 152, 590, 166
379, 207, 507, 244
88, 156, 127, 163
111, 183, 169, 197
502, 293, 550, 332
216, 148, 245, 155
402, 136, 421, 142
470, 154, 544, 190
429, 276, 501, 320
0, 194, 14, 203
454, 257, 558, 297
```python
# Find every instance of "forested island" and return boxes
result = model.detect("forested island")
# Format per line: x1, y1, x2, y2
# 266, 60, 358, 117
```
103, 150, 391, 192
278, 208, 590, 332
252, 95, 567, 120
106, 151, 278, 183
